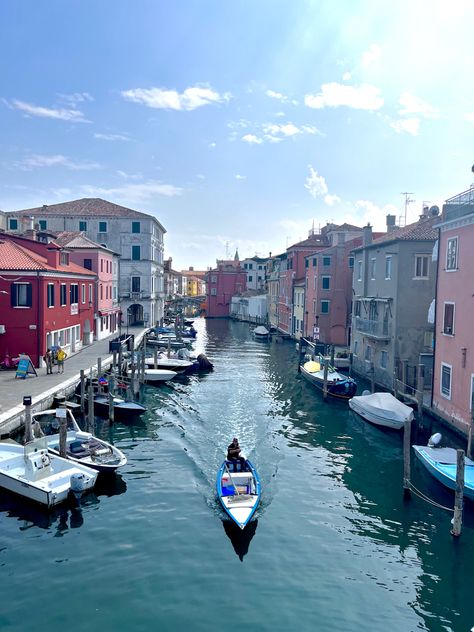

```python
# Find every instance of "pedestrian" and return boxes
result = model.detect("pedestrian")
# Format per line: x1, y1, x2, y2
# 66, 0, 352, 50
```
56, 346, 67, 373
43, 348, 53, 375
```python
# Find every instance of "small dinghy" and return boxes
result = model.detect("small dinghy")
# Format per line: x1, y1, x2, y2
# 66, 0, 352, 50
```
253, 326, 270, 341
413, 433, 474, 500
349, 391, 414, 430
300, 357, 357, 400
216, 459, 261, 530
0, 438, 98, 507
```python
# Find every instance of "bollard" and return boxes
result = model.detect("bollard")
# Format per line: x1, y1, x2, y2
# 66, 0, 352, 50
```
23, 396, 33, 444
323, 359, 329, 401
403, 417, 412, 498
80, 369, 85, 414
451, 449, 465, 537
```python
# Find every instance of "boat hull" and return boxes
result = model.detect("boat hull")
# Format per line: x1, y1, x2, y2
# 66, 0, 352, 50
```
413, 445, 474, 500
348, 393, 413, 430
300, 363, 357, 400
216, 459, 261, 529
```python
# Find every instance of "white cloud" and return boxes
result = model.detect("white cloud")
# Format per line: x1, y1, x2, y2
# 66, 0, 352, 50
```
234, 174, 246, 180
342, 72, 352, 81
209, 142, 217, 148
305, 83, 384, 110
263, 122, 300, 137
121, 85, 231, 111
8, 99, 90, 122
58, 92, 93, 104
390, 117, 420, 135
354, 200, 400, 230
17, 154, 101, 170
196, 174, 206, 180
116, 170, 143, 180
361, 44, 381, 68
398, 92, 439, 118
266, 89, 286, 101
94, 132, 130, 141
324, 194, 341, 206
305, 165, 328, 198
242, 134, 263, 144
81, 180, 183, 202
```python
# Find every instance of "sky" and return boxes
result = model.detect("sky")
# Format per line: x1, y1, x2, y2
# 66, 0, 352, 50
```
1, 0, 474, 270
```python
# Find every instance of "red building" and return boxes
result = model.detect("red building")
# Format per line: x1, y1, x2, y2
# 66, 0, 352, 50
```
0, 233, 95, 368
205, 256, 247, 318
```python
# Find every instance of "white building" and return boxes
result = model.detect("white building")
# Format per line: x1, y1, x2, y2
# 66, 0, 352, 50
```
241, 257, 269, 292
7, 198, 166, 328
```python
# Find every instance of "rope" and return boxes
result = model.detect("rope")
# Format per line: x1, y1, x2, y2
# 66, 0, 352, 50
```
406, 481, 455, 512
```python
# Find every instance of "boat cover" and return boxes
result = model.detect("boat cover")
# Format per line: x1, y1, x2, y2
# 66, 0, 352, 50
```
350, 392, 413, 423
304, 360, 321, 373
417, 446, 474, 466
254, 326, 269, 335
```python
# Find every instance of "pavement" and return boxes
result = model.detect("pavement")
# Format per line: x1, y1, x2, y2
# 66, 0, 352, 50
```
0, 326, 148, 434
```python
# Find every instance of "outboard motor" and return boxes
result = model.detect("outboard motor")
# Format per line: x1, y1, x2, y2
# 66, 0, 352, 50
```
428, 432, 442, 448
197, 353, 214, 371
70, 472, 88, 496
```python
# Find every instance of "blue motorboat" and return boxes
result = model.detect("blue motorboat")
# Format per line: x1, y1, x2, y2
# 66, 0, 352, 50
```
413, 433, 474, 500
216, 459, 261, 529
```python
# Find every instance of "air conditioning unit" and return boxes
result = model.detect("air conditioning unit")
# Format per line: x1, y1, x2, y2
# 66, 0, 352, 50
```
0, 325, 6, 334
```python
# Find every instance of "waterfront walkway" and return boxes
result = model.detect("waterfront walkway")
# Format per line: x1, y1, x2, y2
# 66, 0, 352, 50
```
0, 326, 148, 434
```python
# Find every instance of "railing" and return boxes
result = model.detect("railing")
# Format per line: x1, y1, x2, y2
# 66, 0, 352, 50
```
355, 317, 391, 338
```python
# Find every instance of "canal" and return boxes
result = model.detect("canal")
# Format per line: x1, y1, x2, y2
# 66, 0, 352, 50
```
1, 319, 473, 632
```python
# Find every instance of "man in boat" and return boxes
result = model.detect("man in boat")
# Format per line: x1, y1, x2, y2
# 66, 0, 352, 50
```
227, 438, 246, 468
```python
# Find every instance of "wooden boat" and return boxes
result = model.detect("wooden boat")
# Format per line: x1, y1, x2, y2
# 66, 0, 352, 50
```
348, 391, 414, 430
75, 380, 146, 419
300, 358, 357, 400
216, 458, 261, 529
31, 409, 127, 473
253, 326, 270, 341
413, 433, 474, 500
0, 438, 98, 507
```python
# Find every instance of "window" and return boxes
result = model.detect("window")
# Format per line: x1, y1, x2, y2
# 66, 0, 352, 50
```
244, 263, 248, 269
354, 340, 359, 356
249, 275, 253, 282
446, 237, 458, 271
414, 254, 429, 279
79, 220, 87, 231
70, 284, 79, 304
313, 258, 317, 267
132, 277, 141, 292
370, 258, 376, 279
47, 283, 55, 307
348, 256, 354, 269
211, 275, 217, 283
39, 220, 47, 230
100, 284, 103, 300
443, 302, 455, 335
385, 256, 392, 280
313, 276, 317, 290
321, 300, 330, 314
354, 300, 361, 317
81, 284, 86, 304
132, 245, 141, 260
83, 258, 92, 270
89, 284, 93, 303
249, 263, 253, 269
323, 256, 331, 266
60, 252, 69, 265
99, 221, 107, 233
132, 221, 141, 234
357, 261, 362, 281
211, 288, 217, 295
113, 286, 117, 300
8, 218, 18, 230
441, 363, 452, 399
60, 284, 67, 305
365, 345, 372, 361
11, 282, 32, 307
381, 350, 388, 369
322, 276, 330, 290
305, 259, 309, 268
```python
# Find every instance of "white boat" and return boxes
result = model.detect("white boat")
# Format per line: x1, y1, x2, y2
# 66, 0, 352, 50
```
348, 391, 414, 430
216, 458, 261, 530
128, 368, 177, 383
32, 409, 127, 473
144, 356, 194, 372
413, 433, 474, 500
253, 326, 270, 340
0, 438, 98, 507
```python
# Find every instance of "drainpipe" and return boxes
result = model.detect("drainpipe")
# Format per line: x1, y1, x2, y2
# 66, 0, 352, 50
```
430, 227, 440, 409
37, 271, 42, 368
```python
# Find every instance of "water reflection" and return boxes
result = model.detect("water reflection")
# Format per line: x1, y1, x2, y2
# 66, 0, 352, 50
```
222, 519, 258, 561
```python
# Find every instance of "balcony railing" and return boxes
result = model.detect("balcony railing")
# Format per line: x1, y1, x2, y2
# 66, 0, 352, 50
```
355, 317, 391, 339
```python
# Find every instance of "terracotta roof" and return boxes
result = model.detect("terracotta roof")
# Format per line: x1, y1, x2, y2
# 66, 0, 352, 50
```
288, 234, 328, 250
372, 217, 438, 246
8, 197, 166, 229
0, 237, 95, 275
53, 231, 118, 254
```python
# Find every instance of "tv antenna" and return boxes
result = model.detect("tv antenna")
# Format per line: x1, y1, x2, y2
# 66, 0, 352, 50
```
400, 192, 415, 226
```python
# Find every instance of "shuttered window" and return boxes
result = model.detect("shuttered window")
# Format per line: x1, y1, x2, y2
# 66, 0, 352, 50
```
11, 283, 32, 307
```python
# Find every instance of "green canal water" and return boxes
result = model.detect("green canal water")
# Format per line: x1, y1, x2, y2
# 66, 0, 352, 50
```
1, 319, 473, 632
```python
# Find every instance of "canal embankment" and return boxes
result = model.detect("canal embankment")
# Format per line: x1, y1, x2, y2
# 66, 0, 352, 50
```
0, 326, 148, 437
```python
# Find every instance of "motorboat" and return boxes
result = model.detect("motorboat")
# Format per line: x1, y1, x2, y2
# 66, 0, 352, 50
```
300, 357, 357, 400
31, 409, 127, 473
216, 458, 261, 530
127, 367, 177, 383
253, 326, 270, 341
0, 438, 98, 507
143, 355, 194, 372
413, 433, 474, 500
75, 380, 146, 419
348, 391, 414, 430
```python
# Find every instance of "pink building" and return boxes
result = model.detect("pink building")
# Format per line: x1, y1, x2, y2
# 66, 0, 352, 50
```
54, 232, 121, 340
205, 256, 247, 318
432, 187, 474, 435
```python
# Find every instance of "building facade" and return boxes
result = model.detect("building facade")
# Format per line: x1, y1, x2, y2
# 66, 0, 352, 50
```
266, 254, 285, 330
7, 198, 166, 328
205, 258, 247, 318
241, 256, 269, 292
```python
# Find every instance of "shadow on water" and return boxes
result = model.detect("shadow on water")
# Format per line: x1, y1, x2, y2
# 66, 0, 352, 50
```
222, 519, 258, 562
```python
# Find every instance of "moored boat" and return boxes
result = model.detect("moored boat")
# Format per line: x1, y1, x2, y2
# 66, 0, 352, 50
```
253, 326, 270, 341
413, 433, 474, 500
144, 355, 194, 372
349, 391, 414, 430
0, 438, 98, 507
300, 358, 357, 400
128, 367, 177, 383
216, 458, 261, 529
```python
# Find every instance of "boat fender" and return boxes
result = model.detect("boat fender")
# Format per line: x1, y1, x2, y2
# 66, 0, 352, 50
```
428, 432, 442, 448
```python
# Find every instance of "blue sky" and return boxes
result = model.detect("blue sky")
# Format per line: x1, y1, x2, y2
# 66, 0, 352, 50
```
2, 0, 474, 270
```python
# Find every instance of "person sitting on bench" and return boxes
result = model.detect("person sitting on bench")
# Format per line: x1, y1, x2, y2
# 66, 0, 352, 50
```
227, 437, 246, 468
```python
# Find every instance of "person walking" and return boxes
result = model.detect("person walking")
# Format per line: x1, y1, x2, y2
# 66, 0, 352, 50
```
56, 346, 67, 373
43, 348, 53, 375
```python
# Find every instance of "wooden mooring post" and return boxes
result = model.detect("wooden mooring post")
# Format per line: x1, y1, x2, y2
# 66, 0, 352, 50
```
80, 369, 86, 413
467, 410, 474, 460
58, 405, 68, 458
23, 396, 33, 444
97, 357, 102, 381
451, 449, 465, 537
401, 359, 408, 395
417, 364, 425, 425
154, 348, 158, 369
403, 417, 412, 498
370, 362, 375, 394
323, 359, 329, 401
349, 352, 353, 377
330, 345, 335, 366
108, 373, 115, 423
87, 369, 95, 433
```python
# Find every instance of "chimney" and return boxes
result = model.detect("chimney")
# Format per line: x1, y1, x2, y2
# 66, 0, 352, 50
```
362, 223, 372, 246
386, 214, 396, 232
46, 247, 60, 268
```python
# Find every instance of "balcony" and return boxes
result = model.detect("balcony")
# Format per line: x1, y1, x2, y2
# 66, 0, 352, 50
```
355, 317, 391, 339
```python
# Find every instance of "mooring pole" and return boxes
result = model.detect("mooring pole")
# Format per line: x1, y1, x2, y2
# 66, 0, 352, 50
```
23, 396, 33, 444
451, 449, 465, 537
330, 345, 335, 366
349, 352, 353, 377
58, 405, 67, 458
403, 417, 412, 498
154, 348, 158, 369
87, 378, 95, 433
401, 359, 408, 395
323, 359, 329, 401
417, 364, 425, 425
80, 369, 85, 414
370, 362, 375, 394
97, 357, 102, 381
467, 410, 474, 461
